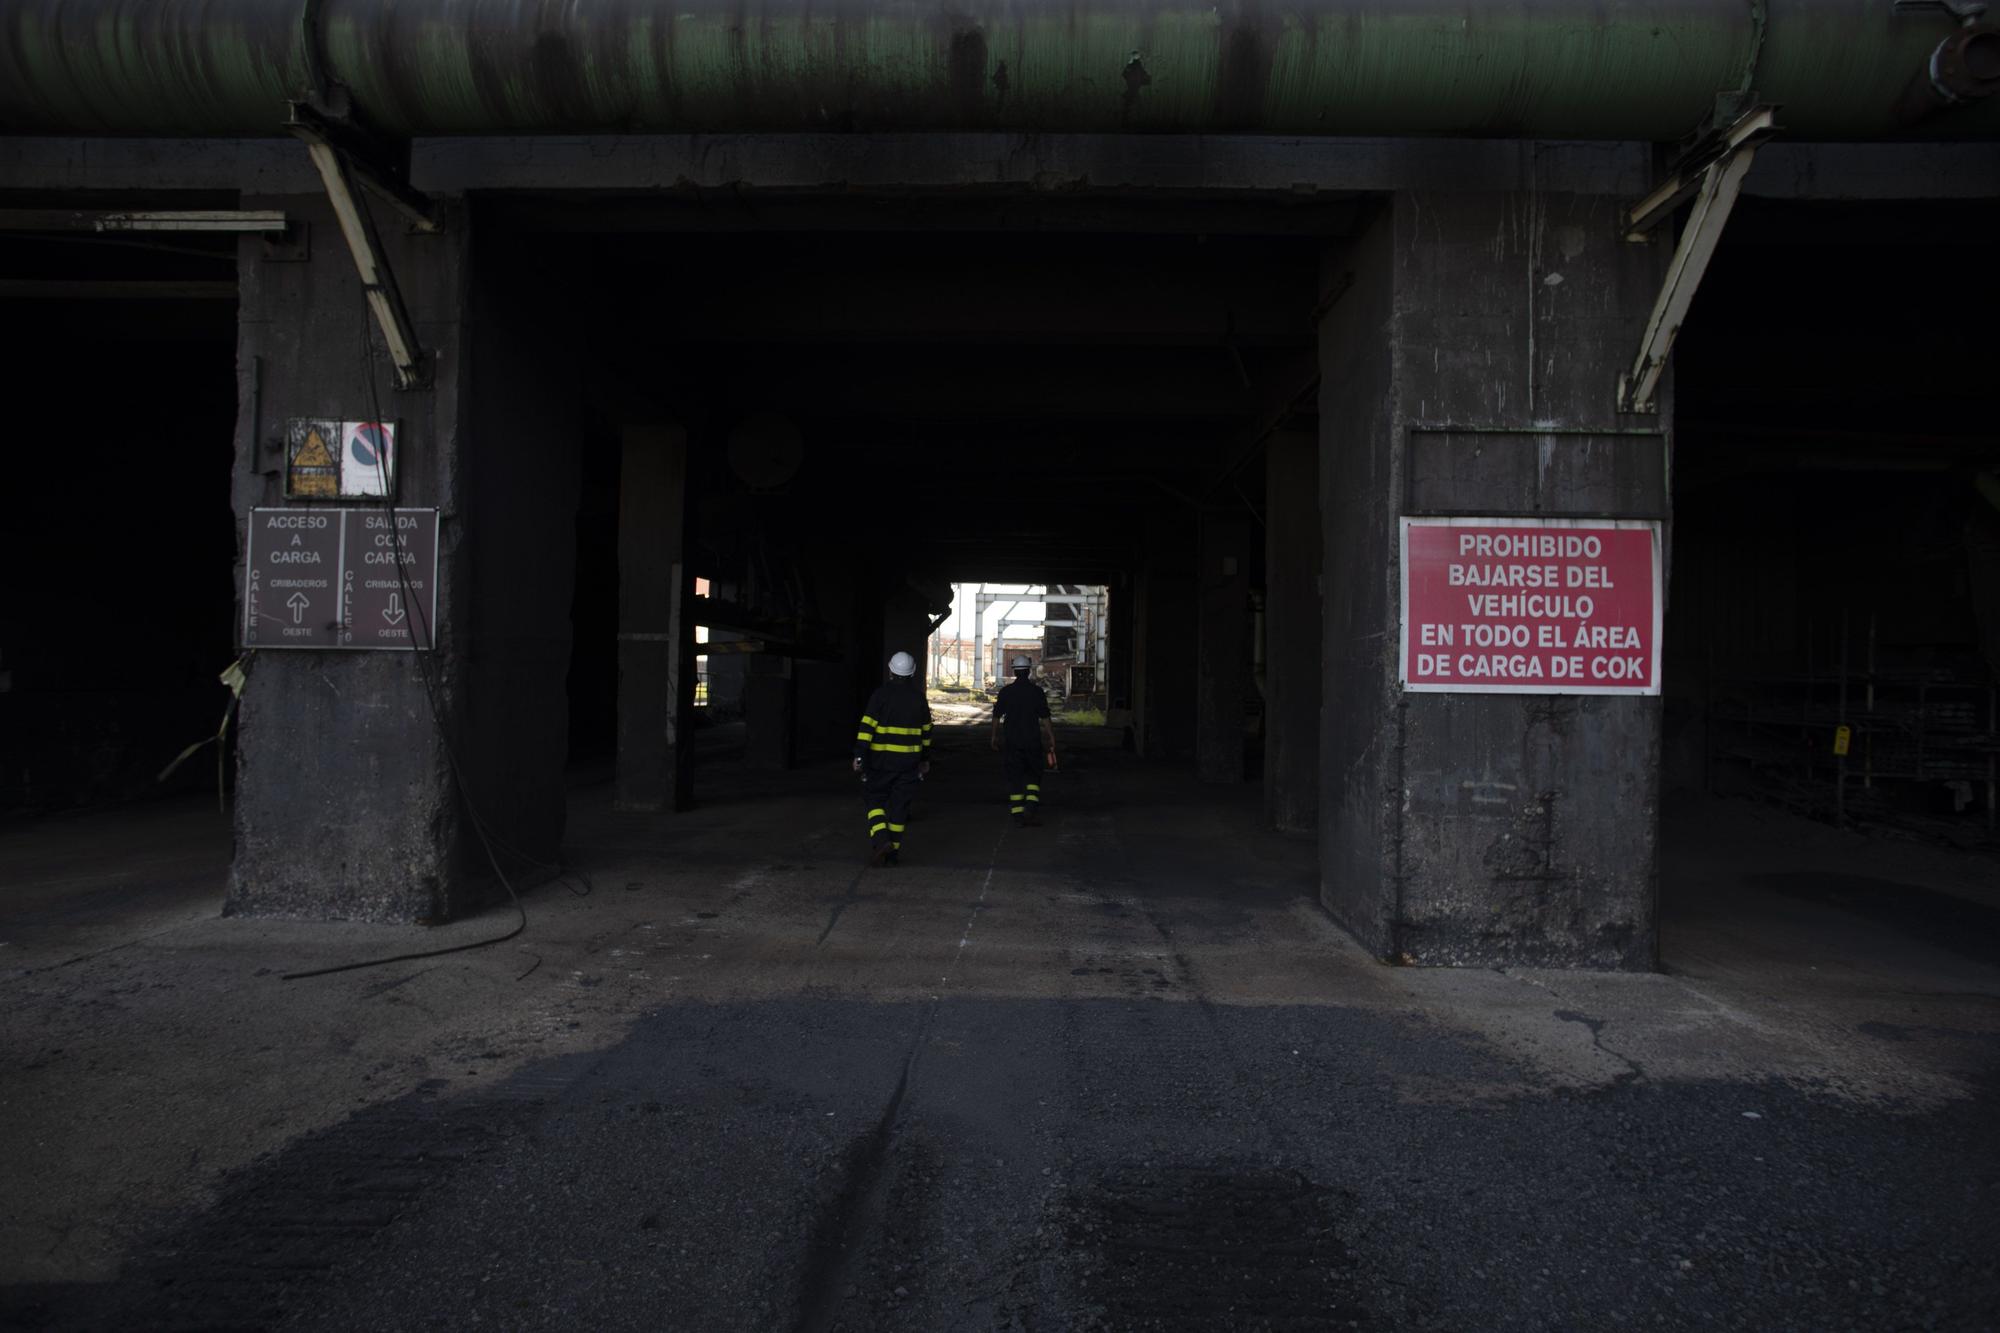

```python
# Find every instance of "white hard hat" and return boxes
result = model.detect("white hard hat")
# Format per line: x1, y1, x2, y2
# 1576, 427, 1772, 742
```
888, 651, 917, 677
1011, 656, 1031, 670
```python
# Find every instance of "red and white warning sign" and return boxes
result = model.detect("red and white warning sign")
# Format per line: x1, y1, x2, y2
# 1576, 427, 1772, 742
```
1400, 517, 1662, 695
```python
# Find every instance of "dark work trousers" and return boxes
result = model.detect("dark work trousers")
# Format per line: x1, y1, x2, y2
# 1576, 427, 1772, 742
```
864, 767, 921, 851
1002, 747, 1044, 816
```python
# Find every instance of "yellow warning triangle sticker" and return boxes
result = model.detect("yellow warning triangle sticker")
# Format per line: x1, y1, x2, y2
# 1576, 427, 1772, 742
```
294, 428, 334, 468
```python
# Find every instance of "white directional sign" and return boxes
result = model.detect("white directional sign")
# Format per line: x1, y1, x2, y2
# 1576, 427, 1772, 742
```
243, 510, 343, 647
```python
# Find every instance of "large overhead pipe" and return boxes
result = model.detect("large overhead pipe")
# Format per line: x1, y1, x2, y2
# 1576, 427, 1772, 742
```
3, 0, 1998, 140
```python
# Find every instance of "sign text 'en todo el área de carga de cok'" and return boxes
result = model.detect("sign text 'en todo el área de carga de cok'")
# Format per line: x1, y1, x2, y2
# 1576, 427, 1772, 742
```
1400, 517, 1661, 695
243, 508, 438, 651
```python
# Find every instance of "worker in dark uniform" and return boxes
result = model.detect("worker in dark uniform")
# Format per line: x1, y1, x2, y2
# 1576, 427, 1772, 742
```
992, 655, 1056, 826
853, 651, 933, 866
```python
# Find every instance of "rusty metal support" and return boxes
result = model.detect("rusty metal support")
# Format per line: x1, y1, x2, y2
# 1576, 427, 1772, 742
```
286, 104, 441, 234
293, 127, 429, 390
1624, 105, 1780, 240
1618, 106, 1777, 415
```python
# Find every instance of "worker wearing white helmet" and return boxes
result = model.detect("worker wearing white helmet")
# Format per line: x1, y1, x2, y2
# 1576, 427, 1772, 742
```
991, 654, 1055, 827
852, 650, 933, 867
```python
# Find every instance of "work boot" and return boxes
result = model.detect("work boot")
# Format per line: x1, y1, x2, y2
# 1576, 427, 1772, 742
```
884, 850, 901, 867
1011, 813, 1027, 829
1025, 809, 1043, 827
870, 843, 893, 867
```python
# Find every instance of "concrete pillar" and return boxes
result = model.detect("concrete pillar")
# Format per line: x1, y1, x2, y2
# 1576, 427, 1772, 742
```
702, 579, 747, 721
1264, 430, 1321, 831
1107, 576, 1134, 714
615, 425, 695, 813
1132, 517, 1197, 761
744, 654, 796, 769
1318, 174, 1669, 969
1196, 511, 1252, 783
227, 201, 580, 922
881, 586, 932, 686
795, 547, 867, 760
972, 589, 985, 691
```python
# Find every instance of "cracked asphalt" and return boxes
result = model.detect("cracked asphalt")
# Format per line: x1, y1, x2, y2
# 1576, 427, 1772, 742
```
2, 723, 1998, 1331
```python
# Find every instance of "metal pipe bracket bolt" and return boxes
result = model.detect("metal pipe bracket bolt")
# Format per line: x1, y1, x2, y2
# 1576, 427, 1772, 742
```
1930, 25, 2000, 102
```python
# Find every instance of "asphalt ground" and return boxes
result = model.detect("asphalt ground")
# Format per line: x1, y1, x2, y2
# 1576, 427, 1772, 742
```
2, 722, 1997, 1331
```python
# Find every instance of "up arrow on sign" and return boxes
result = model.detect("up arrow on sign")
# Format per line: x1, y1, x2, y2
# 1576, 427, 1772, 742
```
287, 592, 310, 624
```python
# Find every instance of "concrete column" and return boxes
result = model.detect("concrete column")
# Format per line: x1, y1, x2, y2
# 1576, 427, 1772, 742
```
1264, 430, 1321, 831
702, 579, 747, 721
1318, 171, 1669, 969
1132, 516, 1198, 761
457, 229, 585, 871
227, 201, 581, 923
744, 654, 796, 770
1196, 511, 1252, 783
972, 589, 985, 691
1107, 576, 1134, 715
881, 586, 932, 686
795, 547, 866, 760
615, 424, 695, 813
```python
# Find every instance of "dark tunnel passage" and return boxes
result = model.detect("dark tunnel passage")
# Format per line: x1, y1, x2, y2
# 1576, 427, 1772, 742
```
0, 189, 1993, 963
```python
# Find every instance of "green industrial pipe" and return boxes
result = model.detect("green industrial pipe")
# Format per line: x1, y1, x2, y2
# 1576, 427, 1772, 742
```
2, 1, 1997, 140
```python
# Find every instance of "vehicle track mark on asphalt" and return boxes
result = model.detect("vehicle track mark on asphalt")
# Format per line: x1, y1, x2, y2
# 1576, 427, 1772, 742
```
814, 867, 869, 946
794, 826, 1007, 1332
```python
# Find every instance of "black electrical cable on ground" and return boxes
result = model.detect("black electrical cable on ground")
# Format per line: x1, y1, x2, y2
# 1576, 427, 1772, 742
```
281, 273, 582, 980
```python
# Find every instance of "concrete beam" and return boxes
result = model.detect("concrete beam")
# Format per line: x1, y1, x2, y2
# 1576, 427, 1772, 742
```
673, 351, 1279, 423
413, 135, 1660, 196
13, 136, 2000, 204
629, 265, 1312, 348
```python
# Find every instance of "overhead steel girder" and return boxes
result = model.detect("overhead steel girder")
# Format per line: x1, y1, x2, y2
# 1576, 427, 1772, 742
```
1, 1, 1998, 141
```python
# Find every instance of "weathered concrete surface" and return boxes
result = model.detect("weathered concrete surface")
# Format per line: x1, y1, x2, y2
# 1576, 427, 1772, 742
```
1263, 429, 1320, 831
1319, 178, 1668, 969
4, 737, 1998, 1329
